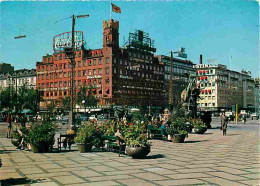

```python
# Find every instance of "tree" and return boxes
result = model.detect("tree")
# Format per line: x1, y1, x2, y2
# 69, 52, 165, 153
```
61, 96, 71, 113
77, 86, 97, 110
0, 86, 16, 112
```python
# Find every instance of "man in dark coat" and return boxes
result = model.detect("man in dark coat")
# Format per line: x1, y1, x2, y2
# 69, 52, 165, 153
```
221, 113, 228, 136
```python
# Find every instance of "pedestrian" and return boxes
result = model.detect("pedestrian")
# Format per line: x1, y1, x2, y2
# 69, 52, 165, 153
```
243, 114, 247, 124
220, 113, 228, 136
6, 114, 12, 138
21, 114, 27, 127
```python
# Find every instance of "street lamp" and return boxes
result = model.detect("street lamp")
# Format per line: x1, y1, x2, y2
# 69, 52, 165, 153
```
64, 14, 89, 126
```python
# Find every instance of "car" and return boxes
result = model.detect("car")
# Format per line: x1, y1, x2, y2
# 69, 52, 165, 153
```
251, 113, 259, 120
89, 115, 97, 121
80, 116, 88, 121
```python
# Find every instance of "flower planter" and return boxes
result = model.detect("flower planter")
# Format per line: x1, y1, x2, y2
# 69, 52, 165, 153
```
171, 134, 186, 143
126, 145, 150, 159
11, 139, 20, 147
77, 143, 92, 153
31, 141, 52, 153
194, 126, 207, 134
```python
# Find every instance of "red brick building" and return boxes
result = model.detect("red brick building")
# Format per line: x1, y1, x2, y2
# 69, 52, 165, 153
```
36, 19, 165, 109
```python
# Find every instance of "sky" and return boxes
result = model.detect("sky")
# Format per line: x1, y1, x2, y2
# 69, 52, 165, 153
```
0, 0, 259, 78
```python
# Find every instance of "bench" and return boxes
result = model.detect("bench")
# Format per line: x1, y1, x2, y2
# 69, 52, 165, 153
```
148, 127, 164, 139
57, 134, 75, 152
101, 135, 124, 157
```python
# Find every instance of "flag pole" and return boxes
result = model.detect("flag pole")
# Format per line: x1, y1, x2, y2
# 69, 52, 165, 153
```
110, 3, 112, 20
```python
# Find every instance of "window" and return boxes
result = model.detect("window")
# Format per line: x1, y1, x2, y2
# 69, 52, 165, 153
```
98, 58, 102, 65
78, 61, 81, 67
55, 55, 57, 61
42, 75, 44, 80
88, 70, 91, 75
46, 74, 49, 80
93, 69, 96, 75
105, 78, 110, 84
98, 68, 102, 75
105, 67, 110, 74
64, 81, 67, 87
59, 72, 62, 78
83, 61, 86, 67
59, 55, 62, 60
59, 82, 62, 87
64, 64, 67, 69
54, 82, 57, 88
105, 57, 109, 64
78, 51, 81, 58
78, 80, 81, 86
93, 59, 96, 66
88, 60, 92, 66
83, 70, 86, 76
78, 70, 81, 77
64, 72, 67, 78
50, 82, 53, 88
54, 73, 57, 79
50, 65, 53, 70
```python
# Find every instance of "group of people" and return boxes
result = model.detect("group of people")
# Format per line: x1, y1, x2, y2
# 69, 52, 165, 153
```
6, 114, 28, 138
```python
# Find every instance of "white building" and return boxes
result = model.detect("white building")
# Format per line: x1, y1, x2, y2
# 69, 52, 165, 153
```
0, 69, 36, 91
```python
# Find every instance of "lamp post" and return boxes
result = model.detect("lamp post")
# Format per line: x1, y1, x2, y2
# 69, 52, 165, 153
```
64, 14, 89, 126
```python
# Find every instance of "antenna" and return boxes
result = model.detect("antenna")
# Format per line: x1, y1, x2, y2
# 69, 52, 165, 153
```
14, 28, 26, 39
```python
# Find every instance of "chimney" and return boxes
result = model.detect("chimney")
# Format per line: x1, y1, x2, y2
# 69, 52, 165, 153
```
200, 54, 203, 64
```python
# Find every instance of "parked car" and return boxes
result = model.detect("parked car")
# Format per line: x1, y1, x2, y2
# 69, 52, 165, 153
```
89, 115, 97, 121
251, 113, 259, 120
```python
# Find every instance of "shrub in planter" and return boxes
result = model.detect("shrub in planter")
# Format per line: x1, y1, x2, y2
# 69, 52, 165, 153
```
27, 122, 56, 153
74, 122, 99, 153
124, 122, 151, 158
191, 119, 207, 134
167, 117, 189, 143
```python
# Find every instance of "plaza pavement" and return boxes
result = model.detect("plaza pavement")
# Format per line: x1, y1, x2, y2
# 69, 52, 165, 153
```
0, 119, 259, 186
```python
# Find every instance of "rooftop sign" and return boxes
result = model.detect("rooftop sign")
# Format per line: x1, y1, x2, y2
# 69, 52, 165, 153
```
53, 31, 83, 52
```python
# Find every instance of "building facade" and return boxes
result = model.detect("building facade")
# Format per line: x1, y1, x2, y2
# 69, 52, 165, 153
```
156, 55, 195, 106
36, 19, 165, 109
194, 63, 255, 112
0, 69, 36, 91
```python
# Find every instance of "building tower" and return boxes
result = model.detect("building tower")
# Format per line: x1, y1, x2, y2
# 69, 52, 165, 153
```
101, 19, 119, 105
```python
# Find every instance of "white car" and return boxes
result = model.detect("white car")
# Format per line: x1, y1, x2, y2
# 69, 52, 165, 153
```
251, 113, 259, 120
89, 115, 97, 121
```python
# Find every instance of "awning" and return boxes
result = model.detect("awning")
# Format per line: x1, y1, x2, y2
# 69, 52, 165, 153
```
90, 109, 102, 112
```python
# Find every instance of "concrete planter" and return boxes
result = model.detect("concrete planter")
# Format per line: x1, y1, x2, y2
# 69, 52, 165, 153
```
171, 134, 186, 143
126, 145, 150, 159
77, 143, 92, 153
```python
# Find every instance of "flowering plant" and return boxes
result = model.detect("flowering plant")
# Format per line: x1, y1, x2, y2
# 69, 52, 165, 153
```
124, 121, 149, 147
190, 118, 206, 129
167, 117, 189, 136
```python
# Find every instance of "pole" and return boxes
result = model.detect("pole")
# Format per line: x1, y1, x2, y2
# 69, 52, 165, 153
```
236, 104, 238, 125
70, 15, 75, 126
110, 3, 112, 20
169, 51, 173, 110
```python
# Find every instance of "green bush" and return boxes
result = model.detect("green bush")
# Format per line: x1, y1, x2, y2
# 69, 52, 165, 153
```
167, 117, 189, 136
74, 122, 99, 146
27, 122, 56, 147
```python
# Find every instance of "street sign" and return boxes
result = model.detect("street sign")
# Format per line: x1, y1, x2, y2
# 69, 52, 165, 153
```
232, 105, 236, 112
53, 31, 83, 52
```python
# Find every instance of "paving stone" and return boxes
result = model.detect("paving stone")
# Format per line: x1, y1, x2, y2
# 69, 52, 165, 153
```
71, 180, 121, 186
154, 178, 206, 185
0, 172, 23, 180
90, 165, 118, 172
104, 169, 146, 176
26, 171, 71, 179
38, 163, 63, 170
211, 166, 250, 174
132, 172, 169, 181
117, 178, 155, 186
88, 174, 133, 181
167, 172, 213, 179
201, 177, 248, 186
52, 175, 85, 184
19, 167, 45, 174
74, 170, 102, 177
30, 182, 60, 186
238, 179, 259, 186
206, 171, 249, 181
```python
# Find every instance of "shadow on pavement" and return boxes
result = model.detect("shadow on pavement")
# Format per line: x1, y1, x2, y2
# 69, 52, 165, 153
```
0, 150, 17, 154
184, 140, 208, 143
145, 154, 165, 159
0, 178, 45, 186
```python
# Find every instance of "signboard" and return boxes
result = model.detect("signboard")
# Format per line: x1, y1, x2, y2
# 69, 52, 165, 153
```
53, 31, 83, 52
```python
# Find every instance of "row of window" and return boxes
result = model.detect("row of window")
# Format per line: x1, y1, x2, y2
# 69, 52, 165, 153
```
37, 68, 105, 80
199, 103, 216, 107
38, 78, 106, 89
128, 52, 153, 61
45, 88, 107, 97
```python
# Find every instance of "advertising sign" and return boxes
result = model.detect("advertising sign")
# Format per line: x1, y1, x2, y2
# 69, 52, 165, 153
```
53, 31, 83, 52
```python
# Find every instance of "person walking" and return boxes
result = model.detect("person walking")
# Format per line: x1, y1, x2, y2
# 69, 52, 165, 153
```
221, 113, 228, 136
6, 114, 12, 138
243, 114, 247, 124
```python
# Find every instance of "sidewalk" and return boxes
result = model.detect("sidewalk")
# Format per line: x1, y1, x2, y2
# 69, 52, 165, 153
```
1, 125, 259, 186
